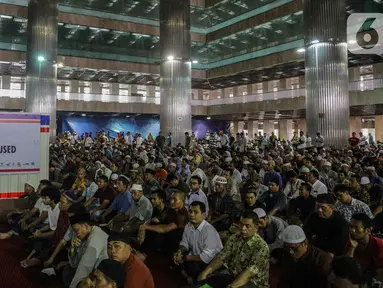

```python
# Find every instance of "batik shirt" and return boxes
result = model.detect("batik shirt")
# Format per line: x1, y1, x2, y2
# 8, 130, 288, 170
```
217, 233, 270, 288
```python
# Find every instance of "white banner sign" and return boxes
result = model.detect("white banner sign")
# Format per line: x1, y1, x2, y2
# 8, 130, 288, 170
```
0, 114, 40, 174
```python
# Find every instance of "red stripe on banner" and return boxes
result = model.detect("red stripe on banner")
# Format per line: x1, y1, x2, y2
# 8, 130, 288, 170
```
0, 192, 25, 199
0, 169, 40, 173
40, 127, 50, 133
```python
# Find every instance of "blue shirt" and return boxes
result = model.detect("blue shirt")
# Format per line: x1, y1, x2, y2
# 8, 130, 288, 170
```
110, 190, 132, 213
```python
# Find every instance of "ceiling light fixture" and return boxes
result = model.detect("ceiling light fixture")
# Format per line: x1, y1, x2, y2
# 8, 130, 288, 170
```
37, 56, 45, 62
348, 40, 357, 44
297, 48, 305, 53
81, 113, 86, 117
57, 63, 64, 68
167, 56, 174, 61
206, 117, 211, 120
192, 60, 198, 64
311, 40, 320, 44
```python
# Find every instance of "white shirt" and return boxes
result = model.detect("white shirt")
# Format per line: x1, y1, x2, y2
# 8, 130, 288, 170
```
84, 136, 93, 148
311, 180, 328, 197
185, 189, 209, 216
124, 135, 133, 145
283, 178, 304, 199
136, 136, 143, 147
34, 198, 49, 224
297, 135, 306, 149
48, 203, 61, 231
179, 220, 223, 264
233, 169, 242, 184
315, 135, 324, 148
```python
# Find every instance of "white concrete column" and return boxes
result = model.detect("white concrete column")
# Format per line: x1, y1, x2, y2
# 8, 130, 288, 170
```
233, 121, 239, 135
299, 76, 305, 88
233, 87, 239, 97
279, 119, 293, 141
129, 85, 138, 96
70, 80, 79, 93
110, 83, 119, 95
349, 67, 361, 82
375, 116, 383, 141
147, 85, 156, 97
279, 79, 287, 90
238, 121, 244, 133
247, 121, 254, 139
246, 84, 253, 95
350, 116, 362, 134
263, 120, 274, 135
1, 75, 10, 89
90, 82, 101, 94
79, 86, 85, 94
373, 63, 383, 79
297, 119, 306, 134
197, 90, 204, 100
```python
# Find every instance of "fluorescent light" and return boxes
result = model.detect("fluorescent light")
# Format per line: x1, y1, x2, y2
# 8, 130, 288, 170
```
167, 56, 174, 60
297, 48, 305, 53
311, 40, 320, 44
81, 113, 86, 117
57, 63, 64, 68
37, 56, 45, 62
206, 117, 211, 120
192, 60, 198, 64
348, 40, 357, 44
0, 15, 13, 19
126, 115, 130, 118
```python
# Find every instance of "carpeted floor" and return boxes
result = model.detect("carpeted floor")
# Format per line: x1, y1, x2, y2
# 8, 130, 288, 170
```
0, 234, 278, 288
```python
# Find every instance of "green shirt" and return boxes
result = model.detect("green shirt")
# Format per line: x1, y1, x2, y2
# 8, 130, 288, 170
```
217, 233, 270, 288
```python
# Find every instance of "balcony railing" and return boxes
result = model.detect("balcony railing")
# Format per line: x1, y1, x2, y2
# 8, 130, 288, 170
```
1, 78, 382, 106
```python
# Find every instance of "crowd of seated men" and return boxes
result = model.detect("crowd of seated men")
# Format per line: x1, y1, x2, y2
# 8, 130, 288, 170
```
2, 129, 383, 288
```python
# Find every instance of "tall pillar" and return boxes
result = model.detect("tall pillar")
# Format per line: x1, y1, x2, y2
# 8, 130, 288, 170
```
375, 116, 383, 142
129, 85, 137, 96
147, 85, 156, 97
160, 0, 191, 146
263, 120, 274, 135
90, 82, 101, 94
25, 0, 58, 142
350, 117, 362, 134
304, 0, 349, 148
247, 121, 254, 139
110, 83, 119, 95
279, 119, 293, 141
70, 80, 79, 93
1, 75, 10, 89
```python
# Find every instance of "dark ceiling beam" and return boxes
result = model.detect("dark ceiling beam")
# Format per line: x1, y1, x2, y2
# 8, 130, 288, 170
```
207, 0, 303, 41
0, 3, 206, 43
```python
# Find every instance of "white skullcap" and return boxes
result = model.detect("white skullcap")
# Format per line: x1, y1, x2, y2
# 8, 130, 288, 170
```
125, 155, 131, 159
360, 177, 371, 185
169, 162, 177, 168
282, 225, 306, 244
25, 181, 36, 190
253, 208, 266, 218
215, 176, 227, 185
366, 166, 376, 172
323, 161, 332, 167
110, 173, 118, 181
301, 166, 310, 173
131, 184, 143, 191
341, 163, 350, 168
132, 163, 140, 169
262, 160, 268, 165
224, 157, 232, 163
243, 161, 251, 165
155, 163, 163, 168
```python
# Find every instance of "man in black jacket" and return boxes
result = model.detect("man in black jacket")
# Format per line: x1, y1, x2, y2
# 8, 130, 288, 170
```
303, 194, 349, 256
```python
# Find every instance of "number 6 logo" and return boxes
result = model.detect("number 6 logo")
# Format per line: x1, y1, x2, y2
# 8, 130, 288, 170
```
347, 13, 383, 55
